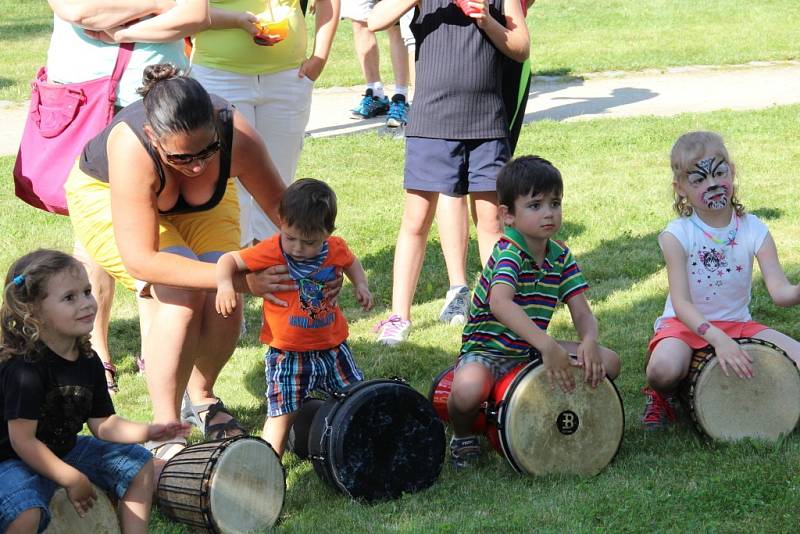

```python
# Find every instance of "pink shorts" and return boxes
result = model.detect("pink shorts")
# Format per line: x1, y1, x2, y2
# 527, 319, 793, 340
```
648, 318, 768, 353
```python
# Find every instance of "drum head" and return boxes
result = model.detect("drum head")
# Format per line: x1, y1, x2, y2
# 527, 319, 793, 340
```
325, 380, 445, 502
693, 341, 800, 441
208, 437, 286, 533
45, 485, 120, 534
500, 365, 624, 476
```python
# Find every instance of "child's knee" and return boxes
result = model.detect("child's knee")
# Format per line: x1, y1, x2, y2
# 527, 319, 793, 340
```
646, 356, 685, 390
601, 348, 621, 379
126, 459, 155, 496
449, 366, 492, 412
7, 507, 41, 533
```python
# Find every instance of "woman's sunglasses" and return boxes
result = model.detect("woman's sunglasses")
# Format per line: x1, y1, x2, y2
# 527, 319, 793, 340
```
161, 138, 221, 165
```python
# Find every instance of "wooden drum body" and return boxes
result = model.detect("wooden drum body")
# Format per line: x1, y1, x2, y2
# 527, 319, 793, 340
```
44, 483, 120, 534
681, 337, 800, 442
157, 436, 285, 533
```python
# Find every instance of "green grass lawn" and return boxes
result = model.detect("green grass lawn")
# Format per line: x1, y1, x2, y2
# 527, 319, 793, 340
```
2, 0, 799, 101
1, 104, 800, 532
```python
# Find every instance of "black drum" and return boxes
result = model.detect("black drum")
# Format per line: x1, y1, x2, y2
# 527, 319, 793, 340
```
300, 378, 445, 502
286, 397, 325, 460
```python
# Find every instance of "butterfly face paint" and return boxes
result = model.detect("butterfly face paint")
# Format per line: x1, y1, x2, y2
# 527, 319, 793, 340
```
685, 157, 732, 210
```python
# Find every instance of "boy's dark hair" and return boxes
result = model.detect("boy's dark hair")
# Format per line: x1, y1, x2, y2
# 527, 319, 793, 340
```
497, 156, 563, 214
279, 178, 337, 235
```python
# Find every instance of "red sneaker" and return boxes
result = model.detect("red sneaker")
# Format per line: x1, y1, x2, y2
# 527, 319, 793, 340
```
641, 387, 677, 429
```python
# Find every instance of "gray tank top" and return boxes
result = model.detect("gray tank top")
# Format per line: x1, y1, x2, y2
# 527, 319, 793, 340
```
79, 94, 233, 215
405, 0, 508, 139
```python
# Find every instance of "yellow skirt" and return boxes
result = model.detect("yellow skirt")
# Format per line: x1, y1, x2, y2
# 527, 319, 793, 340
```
65, 163, 241, 292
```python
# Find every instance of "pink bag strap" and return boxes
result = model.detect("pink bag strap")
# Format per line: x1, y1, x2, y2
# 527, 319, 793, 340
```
111, 42, 135, 83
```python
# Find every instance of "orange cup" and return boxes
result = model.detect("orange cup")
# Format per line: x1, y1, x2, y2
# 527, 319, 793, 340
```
254, 14, 289, 46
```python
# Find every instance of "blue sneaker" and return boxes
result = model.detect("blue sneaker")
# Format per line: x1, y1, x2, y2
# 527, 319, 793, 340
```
351, 88, 390, 119
386, 94, 409, 128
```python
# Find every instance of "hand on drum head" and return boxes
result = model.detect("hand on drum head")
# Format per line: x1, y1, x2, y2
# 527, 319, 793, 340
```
714, 337, 754, 379
147, 421, 193, 442
543, 343, 575, 393
66, 473, 97, 517
575, 341, 606, 388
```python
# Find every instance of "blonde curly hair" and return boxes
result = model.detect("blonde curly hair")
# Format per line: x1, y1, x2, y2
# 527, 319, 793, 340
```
670, 131, 745, 217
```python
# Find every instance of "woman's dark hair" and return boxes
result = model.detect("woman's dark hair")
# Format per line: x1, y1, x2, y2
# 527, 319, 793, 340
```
497, 156, 563, 214
137, 63, 216, 138
279, 178, 337, 235
0, 249, 93, 362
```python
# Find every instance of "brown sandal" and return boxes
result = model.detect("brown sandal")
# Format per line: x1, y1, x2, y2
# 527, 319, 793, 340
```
189, 399, 247, 440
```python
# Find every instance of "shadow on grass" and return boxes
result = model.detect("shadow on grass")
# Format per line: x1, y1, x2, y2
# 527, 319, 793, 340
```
0, 78, 12, 90
1, 21, 51, 41
750, 206, 783, 221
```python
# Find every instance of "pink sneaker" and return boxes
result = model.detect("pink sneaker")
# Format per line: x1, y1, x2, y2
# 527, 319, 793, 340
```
373, 315, 411, 346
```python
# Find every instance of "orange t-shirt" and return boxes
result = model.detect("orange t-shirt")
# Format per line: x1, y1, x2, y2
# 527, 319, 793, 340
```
239, 234, 355, 351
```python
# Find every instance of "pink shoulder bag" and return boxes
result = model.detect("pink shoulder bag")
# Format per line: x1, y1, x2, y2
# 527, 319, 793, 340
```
13, 42, 134, 215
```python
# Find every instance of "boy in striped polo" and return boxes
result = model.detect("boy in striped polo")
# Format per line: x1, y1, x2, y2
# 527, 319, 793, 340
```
448, 156, 620, 468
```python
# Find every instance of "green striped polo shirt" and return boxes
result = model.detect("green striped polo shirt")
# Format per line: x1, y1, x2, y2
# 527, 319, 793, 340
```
460, 226, 589, 359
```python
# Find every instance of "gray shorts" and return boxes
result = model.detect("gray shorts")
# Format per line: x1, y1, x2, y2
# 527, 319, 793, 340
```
404, 137, 511, 196
456, 352, 524, 381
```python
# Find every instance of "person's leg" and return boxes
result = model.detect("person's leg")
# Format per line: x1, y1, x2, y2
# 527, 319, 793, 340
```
390, 190, 439, 320
143, 285, 208, 424
469, 191, 501, 267
6, 508, 41, 534
448, 362, 493, 437
752, 328, 800, 366
436, 194, 472, 325
642, 337, 693, 428
74, 240, 117, 392
250, 68, 314, 240
117, 459, 154, 534
386, 24, 409, 89
352, 19, 381, 86
261, 412, 299, 457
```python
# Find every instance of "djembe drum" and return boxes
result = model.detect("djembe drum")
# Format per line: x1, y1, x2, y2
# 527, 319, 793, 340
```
680, 337, 800, 441
430, 360, 624, 475
44, 483, 119, 534
291, 378, 445, 502
157, 436, 285, 533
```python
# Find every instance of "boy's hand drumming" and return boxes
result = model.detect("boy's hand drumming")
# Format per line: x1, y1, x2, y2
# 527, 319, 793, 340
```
542, 340, 575, 393
576, 338, 606, 388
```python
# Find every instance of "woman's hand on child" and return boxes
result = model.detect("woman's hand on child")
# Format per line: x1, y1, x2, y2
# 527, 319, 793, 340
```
714, 337, 754, 379
147, 421, 193, 442
542, 342, 575, 393
247, 265, 297, 307
575, 339, 606, 388
215, 287, 238, 317
354, 283, 373, 311
66, 472, 97, 517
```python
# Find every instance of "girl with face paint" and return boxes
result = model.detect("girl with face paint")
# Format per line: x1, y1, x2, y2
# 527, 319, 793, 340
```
641, 131, 800, 429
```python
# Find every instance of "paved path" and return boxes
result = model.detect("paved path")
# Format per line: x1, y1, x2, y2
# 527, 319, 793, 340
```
2, 61, 800, 156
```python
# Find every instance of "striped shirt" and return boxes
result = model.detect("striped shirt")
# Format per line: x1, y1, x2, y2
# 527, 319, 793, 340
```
460, 226, 589, 359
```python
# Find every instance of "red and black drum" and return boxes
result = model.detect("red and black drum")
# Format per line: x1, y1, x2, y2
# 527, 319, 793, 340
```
290, 378, 446, 502
430, 360, 624, 476
680, 337, 800, 442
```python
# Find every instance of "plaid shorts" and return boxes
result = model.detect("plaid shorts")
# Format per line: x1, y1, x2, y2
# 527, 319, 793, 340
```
456, 352, 525, 381
264, 342, 363, 416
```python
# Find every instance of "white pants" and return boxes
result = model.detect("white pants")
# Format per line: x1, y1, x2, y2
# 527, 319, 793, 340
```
191, 64, 314, 244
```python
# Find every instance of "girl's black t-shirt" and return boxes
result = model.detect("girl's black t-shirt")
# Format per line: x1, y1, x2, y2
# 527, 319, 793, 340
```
0, 347, 115, 461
